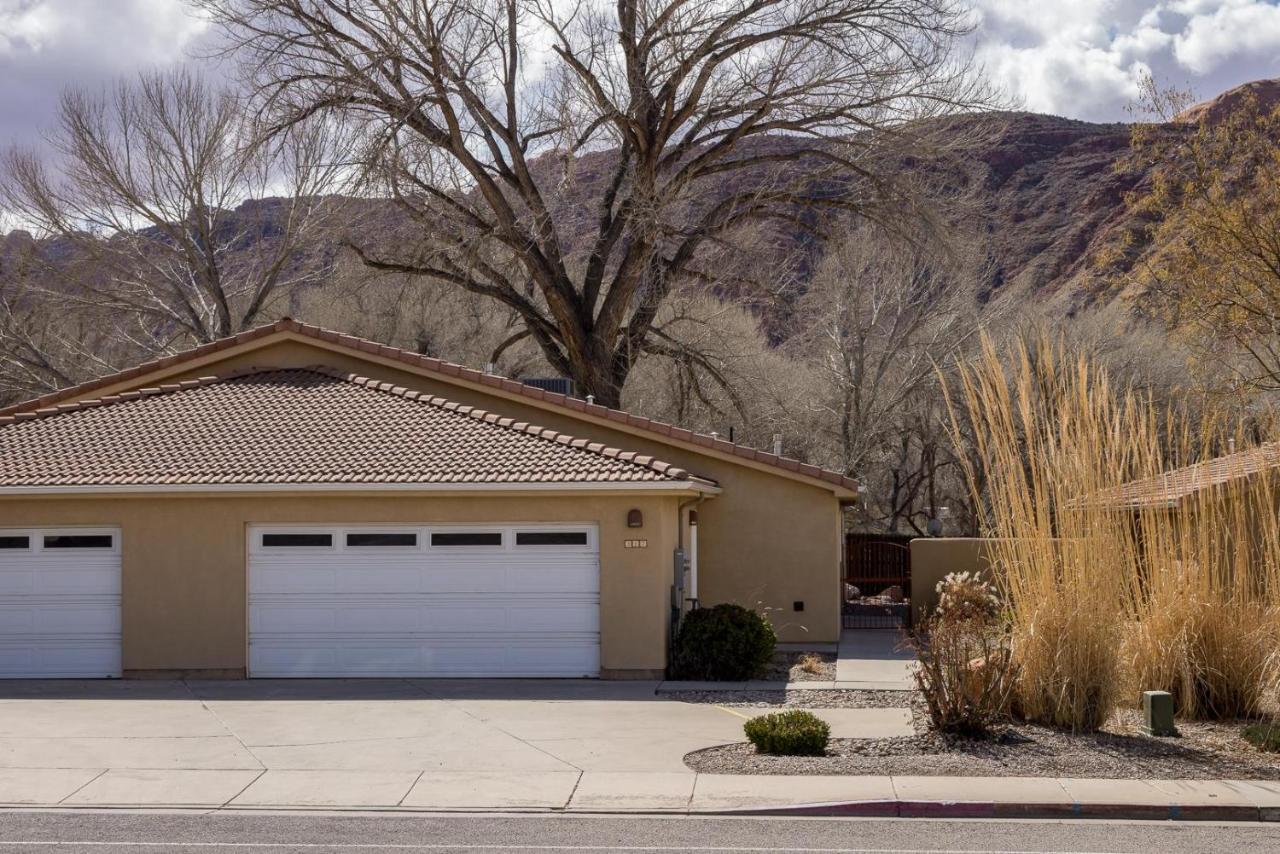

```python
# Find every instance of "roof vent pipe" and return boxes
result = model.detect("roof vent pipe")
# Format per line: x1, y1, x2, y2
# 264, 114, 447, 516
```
586, 394, 595, 405
1228, 437, 1237, 454
773, 434, 783, 456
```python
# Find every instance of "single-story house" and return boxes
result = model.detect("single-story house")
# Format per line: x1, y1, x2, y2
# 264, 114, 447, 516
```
0, 319, 858, 680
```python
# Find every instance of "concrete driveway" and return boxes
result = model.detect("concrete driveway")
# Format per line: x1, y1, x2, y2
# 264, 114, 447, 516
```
0, 679, 912, 810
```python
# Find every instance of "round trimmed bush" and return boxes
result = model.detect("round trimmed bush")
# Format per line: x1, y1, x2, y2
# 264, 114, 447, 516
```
744, 710, 830, 756
671, 603, 776, 681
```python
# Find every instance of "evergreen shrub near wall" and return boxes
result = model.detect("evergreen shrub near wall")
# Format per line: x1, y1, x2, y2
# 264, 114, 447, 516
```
670, 603, 776, 681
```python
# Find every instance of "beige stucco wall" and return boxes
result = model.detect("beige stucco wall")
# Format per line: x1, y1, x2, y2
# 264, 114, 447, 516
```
0, 492, 678, 677
159, 337, 845, 644
909, 538, 995, 624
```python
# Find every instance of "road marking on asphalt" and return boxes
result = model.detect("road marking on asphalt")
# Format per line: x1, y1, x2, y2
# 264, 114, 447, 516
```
0, 842, 1133, 853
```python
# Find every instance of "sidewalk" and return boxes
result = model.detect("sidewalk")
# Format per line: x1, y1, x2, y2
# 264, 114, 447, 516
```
657, 629, 917, 692
3, 768, 1279, 820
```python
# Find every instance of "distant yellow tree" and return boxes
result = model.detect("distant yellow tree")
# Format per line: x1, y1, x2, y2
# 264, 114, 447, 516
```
1124, 79, 1280, 392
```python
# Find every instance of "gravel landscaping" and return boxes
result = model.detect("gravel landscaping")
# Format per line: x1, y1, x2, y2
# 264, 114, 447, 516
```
669, 688, 913, 709
683, 690, 1280, 780
763, 651, 836, 682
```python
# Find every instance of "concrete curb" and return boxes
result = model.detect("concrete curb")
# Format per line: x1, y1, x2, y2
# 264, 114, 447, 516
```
3, 799, 1276, 822
714, 798, 1279, 822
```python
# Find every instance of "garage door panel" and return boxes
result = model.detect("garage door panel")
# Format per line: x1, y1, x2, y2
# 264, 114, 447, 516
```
503, 566, 598, 594
0, 530, 121, 678
333, 567, 424, 593
421, 605, 509, 632
250, 605, 341, 634
337, 606, 424, 632
0, 574, 34, 595
253, 566, 340, 594
249, 525, 601, 678
252, 646, 338, 675
0, 603, 120, 635
505, 604, 599, 633
35, 568, 120, 596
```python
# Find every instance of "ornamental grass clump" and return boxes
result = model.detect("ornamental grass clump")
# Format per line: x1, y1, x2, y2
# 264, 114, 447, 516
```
744, 710, 830, 756
945, 333, 1280, 729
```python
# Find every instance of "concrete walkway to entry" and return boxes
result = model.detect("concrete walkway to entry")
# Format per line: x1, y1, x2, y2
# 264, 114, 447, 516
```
833, 629, 916, 690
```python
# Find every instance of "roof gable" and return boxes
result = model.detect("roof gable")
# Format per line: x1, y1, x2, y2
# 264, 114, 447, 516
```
0, 318, 858, 497
0, 366, 713, 490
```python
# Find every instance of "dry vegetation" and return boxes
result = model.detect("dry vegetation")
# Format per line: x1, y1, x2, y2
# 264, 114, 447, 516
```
947, 333, 1280, 732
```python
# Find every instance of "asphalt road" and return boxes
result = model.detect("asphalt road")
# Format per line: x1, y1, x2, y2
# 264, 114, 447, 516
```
0, 812, 1277, 854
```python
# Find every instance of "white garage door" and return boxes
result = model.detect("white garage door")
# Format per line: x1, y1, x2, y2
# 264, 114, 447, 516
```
0, 528, 122, 678
248, 525, 600, 678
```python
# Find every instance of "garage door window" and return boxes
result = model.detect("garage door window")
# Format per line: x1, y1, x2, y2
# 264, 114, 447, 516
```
516, 531, 589, 546
431, 531, 503, 547
0, 535, 31, 550
262, 533, 333, 548
43, 534, 114, 549
346, 532, 418, 548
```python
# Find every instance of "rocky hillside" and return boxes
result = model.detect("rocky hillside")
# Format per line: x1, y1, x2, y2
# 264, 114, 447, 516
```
5, 80, 1276, 336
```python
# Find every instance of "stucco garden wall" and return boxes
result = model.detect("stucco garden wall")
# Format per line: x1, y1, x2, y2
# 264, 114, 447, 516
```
909, 538, 996, 624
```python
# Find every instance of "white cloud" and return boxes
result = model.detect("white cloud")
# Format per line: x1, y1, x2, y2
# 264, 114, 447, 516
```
970, 0, 1280, 121
0, 0, 211, 147
1173, 0, 1280, 73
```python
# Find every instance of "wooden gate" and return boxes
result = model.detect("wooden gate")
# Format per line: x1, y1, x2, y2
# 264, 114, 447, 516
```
844, 533, 913, 629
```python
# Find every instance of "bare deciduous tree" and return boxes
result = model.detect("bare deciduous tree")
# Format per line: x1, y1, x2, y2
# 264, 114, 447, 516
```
197, 0, 987, 407
782, 223, 980, 531
1, 67, 345, 349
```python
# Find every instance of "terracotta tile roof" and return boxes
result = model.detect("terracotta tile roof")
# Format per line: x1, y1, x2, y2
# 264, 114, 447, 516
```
0, 318, 859, 495
1093, 443, 1280, 509
0, 366, 715, 489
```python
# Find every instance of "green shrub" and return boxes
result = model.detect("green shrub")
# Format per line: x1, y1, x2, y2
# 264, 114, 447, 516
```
744, 710, 830, 756
1243, 722, 1280, 753
670, 603, 776, 681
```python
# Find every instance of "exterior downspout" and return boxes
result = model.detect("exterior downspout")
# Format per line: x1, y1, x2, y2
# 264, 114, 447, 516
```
671, 495, 709, 668
688, 508, 700, 606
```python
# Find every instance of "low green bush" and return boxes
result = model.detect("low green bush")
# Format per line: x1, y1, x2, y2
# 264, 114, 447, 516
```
1243, 722, 1280, 753
670, 603, 776, 681
744, 710, 830, 756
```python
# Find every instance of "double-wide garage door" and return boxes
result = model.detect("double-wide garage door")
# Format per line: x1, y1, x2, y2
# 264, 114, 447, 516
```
0, 528, 122, 678
248, 525, 601, 678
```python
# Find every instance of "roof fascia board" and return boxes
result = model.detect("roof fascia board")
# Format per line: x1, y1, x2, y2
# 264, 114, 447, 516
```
0, 480, 721, 497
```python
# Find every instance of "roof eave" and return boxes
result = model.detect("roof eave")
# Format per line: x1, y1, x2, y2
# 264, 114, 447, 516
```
0, 480, 722, 497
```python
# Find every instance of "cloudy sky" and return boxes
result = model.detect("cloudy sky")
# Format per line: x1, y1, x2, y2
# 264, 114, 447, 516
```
1, 0, 1279, 149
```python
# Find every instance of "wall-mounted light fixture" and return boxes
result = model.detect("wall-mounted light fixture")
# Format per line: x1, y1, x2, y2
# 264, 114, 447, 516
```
627, 509, 644, 528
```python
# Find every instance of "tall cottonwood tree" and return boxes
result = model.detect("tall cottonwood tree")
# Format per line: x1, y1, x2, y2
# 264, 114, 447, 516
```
1, 68, 344, 347
198, 0, 986, 407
